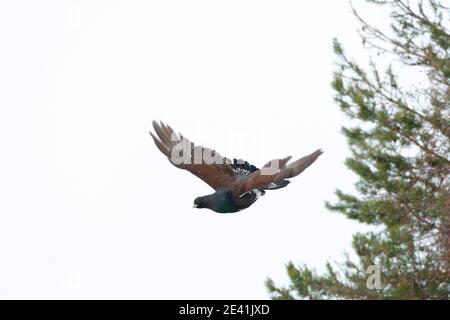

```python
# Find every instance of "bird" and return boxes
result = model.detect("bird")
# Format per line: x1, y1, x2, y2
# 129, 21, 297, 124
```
149, 121, 323, 214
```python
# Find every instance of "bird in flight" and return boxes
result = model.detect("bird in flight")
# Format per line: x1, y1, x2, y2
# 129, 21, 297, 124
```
149, 121, 323, 213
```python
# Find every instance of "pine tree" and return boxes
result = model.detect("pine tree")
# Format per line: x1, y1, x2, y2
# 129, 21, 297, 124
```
266, 0, 449, 299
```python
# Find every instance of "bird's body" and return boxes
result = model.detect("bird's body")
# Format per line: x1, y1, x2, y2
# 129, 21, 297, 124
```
198, 159, 288, 213
149, 121, 323, 214
196, 180, 267, 214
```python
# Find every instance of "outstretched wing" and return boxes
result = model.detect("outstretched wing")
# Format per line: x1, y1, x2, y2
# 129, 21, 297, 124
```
232, 149, 323, 196
149, 121, 237, 190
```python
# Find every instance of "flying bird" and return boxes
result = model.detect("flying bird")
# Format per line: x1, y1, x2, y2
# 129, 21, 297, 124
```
149, 121, 323, 213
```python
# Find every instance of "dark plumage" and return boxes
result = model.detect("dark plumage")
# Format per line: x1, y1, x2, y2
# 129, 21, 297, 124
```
149, 121, 323, 214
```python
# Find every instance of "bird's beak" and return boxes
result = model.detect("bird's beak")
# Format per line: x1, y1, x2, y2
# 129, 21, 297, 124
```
193, 204, 198, 208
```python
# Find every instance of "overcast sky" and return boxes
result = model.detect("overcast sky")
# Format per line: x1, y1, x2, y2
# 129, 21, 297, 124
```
0, 0, 387, 299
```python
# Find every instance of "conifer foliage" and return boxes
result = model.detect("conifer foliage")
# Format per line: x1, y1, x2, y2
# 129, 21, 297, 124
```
267, 0, 449, 299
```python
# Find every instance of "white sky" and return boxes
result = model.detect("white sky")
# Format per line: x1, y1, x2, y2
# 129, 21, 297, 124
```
0, 0, 386, 299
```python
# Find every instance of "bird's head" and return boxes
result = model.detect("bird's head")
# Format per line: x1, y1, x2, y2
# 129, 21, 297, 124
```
193, 197, 209, 209
193, 196, 208, 209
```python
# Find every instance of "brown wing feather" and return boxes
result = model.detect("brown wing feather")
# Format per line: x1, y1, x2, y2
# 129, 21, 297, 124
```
149, 121, 236, 190
232, 149, 323, 196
